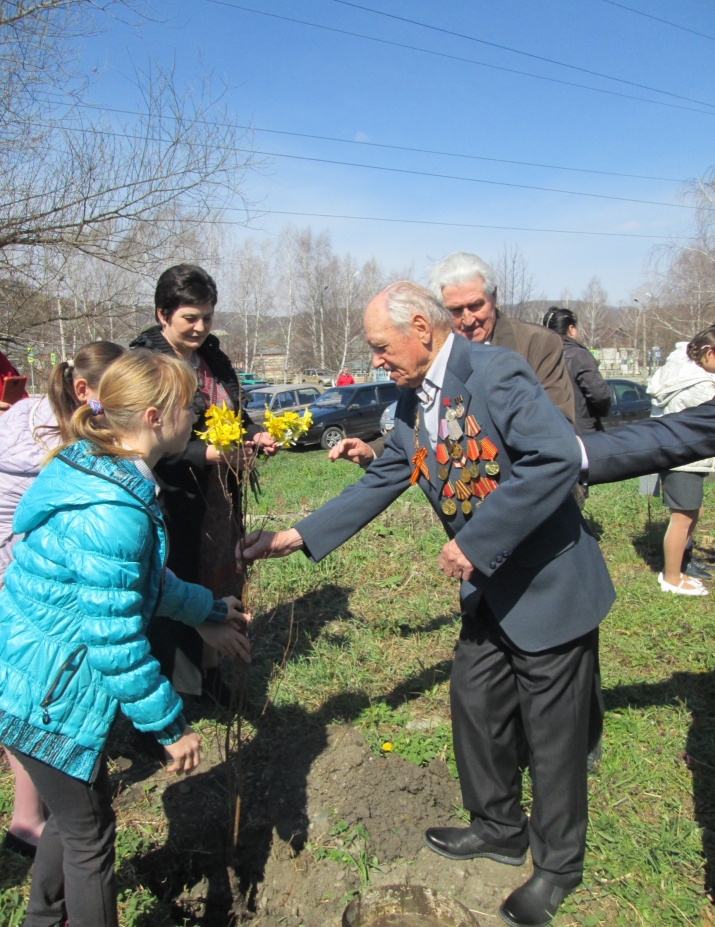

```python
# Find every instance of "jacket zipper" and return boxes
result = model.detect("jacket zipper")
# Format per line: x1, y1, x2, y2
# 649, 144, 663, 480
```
40, 645, 87, 724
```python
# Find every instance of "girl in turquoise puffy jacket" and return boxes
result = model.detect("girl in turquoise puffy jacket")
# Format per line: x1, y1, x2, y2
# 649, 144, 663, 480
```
0, 349, 251, 927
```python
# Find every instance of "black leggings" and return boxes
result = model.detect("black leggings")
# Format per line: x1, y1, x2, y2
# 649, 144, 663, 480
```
9, 749, 117, 927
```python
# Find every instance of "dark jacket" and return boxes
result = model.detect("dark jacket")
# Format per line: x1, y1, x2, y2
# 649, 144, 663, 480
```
129, 326, 258, 582
298, 336, 614, 652
560, 336, 611, 434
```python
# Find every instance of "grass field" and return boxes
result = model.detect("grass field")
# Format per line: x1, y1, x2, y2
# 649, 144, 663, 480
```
1, 447, 714, 926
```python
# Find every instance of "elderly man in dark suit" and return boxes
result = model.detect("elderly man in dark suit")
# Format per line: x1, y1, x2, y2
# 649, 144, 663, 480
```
243, 281, 615, 927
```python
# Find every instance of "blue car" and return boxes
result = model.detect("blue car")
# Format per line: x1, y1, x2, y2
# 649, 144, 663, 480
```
299, 382, 401, 449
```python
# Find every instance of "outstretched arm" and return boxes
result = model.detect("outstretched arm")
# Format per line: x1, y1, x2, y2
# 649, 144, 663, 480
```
581, 401, 715, 485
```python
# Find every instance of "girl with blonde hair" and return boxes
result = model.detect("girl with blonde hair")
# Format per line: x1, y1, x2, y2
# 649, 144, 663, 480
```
0, 349, 251, 927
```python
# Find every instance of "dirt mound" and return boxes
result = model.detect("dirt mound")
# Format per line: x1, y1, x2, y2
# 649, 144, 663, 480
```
116, 723, 529, 926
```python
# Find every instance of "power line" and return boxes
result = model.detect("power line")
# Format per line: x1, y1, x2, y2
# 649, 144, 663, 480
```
328, 0, 715, 108
202, 0, 715, 117
214, 205, 694, 241
39, 94, 689, 184
251, 148, 699, 210
598, 0, 715, 43
26, 115, 698, 210
247, 126, 687, 184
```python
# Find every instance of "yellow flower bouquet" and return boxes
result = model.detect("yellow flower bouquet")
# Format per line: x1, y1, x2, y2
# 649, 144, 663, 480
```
263, 408, 313, 447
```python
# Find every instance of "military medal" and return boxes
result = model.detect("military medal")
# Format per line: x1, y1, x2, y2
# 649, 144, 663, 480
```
454, 396, 465, 418
468, 463, 480, 480
438, 465, 449, 480
448, 419, 463, 441
445, 408, 456, 422
466, 438, 479, 461
451, 442, 463, 459
438, 419, 450, 441
460, 468, 472, 483
436, 444, 449, 465
465, 415, 480, 437
480, 437, 498, 460
485, 461, 500, 477
442, 480, 457, 516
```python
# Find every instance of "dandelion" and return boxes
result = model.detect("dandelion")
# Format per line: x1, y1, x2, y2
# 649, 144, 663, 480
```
197, 402, 246, 451
381, 742, 393, 753
264, 408, 313, 447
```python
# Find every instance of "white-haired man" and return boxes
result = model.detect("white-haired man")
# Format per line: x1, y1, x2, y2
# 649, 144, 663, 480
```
243, 281, 615, 927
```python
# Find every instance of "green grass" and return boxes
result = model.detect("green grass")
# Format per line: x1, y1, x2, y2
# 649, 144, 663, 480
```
2, 448, 714, 925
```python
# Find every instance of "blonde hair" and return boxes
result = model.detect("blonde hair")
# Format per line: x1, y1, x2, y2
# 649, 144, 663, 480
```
50, 349, 197, 459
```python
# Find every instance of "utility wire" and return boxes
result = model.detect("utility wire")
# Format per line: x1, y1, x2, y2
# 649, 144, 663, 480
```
19, 118, 697, 210
35, 94, 689, 185
598, 0, 715, 43
236, 207, 695, 241
202, 0, 715, 117
328, 0, 715, 108
251, 148, 698, 209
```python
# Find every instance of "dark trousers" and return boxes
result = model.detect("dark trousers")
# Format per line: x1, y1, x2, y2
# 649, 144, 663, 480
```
9, 749, 117, 927
450, 616, 597, 884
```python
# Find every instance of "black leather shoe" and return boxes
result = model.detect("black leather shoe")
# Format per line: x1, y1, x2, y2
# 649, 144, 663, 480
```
499, 874, 579, 927
424, 825, 527, 865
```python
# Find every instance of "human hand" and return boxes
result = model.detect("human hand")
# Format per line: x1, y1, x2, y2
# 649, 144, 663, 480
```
254, 430, 279, 457
438, 539, 475, 581
238, 528, 305, 565
221, 594, 250, 625
164, 726, 201, 773
327, 437, 375, 466
197, 621, 251, 662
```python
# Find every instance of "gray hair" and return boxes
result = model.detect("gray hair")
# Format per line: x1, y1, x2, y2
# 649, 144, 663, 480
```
379, 280, 453, 335
428, 252, 497, 302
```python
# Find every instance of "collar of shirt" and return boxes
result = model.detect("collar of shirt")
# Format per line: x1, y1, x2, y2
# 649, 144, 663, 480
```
418, 332, 454, 448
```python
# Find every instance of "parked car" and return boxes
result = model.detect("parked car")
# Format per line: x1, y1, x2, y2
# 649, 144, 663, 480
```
244, 383, 323, 424
301, 367, 335, 387
601, 378, 652, 429
234, 369, 269, 389
380, 400, 397, 435
299, 382, 401, 449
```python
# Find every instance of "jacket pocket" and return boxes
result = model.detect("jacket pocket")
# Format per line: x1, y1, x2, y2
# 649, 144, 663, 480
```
40, 645, 87, 724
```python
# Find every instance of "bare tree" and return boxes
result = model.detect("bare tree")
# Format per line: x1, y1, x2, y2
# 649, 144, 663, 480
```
645, 167, 715, 342
491, 243, 536, 321
0, 0, 260, 346
579, 277, 610, 349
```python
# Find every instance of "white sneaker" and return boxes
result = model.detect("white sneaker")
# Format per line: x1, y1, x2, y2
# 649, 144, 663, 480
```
658, 573, 708, 596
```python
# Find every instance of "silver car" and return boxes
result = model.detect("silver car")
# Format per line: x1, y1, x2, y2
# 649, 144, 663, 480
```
244, 384, 323, 424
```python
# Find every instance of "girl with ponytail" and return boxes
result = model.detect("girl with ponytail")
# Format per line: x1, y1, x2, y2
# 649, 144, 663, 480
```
0, 340, 124, 861
0, 349, 251, 927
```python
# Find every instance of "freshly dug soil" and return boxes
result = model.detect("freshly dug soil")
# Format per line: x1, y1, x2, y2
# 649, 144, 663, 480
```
116, 723, 528, 927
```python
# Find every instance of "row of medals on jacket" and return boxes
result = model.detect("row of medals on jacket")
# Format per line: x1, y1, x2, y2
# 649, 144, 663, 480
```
412, 395, 501, 517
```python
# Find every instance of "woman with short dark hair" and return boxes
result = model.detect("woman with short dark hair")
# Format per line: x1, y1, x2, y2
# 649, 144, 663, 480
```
131, 264, 276, 701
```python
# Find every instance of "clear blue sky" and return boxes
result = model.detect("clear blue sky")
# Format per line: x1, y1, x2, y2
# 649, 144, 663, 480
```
85, 0, 714, 303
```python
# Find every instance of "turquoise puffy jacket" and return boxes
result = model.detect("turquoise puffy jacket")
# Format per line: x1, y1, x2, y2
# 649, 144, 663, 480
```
0, 441, 225, 782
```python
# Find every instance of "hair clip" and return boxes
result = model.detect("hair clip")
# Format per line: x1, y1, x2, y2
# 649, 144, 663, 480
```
88, 399, 104, 415
67, 358, 74, 369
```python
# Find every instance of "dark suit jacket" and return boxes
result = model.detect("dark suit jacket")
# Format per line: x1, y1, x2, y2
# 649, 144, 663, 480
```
297, 336, 614, 652
490, 313, 575, 426
582, 401, 715, 485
